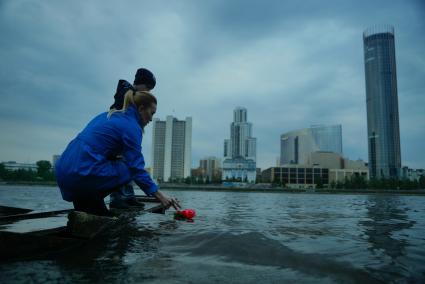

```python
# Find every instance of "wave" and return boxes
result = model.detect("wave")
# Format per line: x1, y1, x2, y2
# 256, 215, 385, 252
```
166, 231, 384, 283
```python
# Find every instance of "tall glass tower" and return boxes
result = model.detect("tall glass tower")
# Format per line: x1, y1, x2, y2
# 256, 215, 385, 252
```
363, 25, 401, 179
280, 125, 342, 165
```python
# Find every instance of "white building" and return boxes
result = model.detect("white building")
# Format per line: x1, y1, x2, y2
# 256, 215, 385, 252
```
329, 169, 369, 183
2, 161, 37, 171
402, 167, 425, 182
151, 116, 192, 182
222, 107, 257, 182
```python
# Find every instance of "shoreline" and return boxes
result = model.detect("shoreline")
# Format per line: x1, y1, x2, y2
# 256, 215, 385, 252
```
2, 182, 424, 195
0, 181, 57, 187
159, 184, 425, 195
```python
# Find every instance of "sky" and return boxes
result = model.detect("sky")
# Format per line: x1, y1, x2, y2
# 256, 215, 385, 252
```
0, 0, 424, 170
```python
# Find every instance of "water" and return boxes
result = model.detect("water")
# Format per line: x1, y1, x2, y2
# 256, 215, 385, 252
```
0, 185, 424, 283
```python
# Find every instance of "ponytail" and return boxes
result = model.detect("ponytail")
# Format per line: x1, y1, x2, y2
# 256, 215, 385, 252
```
108, 90, 157, 118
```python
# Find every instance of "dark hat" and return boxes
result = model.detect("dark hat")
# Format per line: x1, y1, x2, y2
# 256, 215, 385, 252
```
134, 68, 156, 90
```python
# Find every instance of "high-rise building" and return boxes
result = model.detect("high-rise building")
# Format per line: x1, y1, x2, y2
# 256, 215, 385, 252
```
363, 25, 401, 179
280, 124, 342, 165
199, 156, 222, 181
151, 116, 192, 182
222, 107, 257, 182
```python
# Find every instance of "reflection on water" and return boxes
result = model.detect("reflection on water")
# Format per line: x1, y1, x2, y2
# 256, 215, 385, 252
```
361, 196, 414, 258
360, 196, 418, 282
0, 186, 424, 283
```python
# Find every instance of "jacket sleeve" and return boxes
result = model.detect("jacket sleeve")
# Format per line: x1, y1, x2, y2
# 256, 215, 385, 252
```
121, 126, 158, 196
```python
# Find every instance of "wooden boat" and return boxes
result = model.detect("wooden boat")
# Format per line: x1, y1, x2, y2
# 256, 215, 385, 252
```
0, 196, 166, 262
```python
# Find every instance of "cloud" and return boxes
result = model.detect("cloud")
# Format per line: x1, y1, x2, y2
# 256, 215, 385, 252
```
0, 0, 424, 171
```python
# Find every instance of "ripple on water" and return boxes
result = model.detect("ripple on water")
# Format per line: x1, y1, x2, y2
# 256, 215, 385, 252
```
1, 187, 424, 283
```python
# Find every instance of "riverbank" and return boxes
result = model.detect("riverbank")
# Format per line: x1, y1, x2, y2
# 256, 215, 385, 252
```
0, 181, 57, 186
2, 181, 425, 195
160, 184, 425, 195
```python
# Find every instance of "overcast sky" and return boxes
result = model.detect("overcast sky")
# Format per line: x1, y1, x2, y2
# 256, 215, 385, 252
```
0, 0, 424, 170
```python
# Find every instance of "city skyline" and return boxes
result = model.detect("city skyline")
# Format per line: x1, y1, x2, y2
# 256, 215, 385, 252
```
0, 1, 424, 170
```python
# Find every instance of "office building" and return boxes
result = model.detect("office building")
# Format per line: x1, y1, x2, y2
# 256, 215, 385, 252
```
151, 116, 192, 182
222, 107, 257, 182
363, 25, 401, 178
306, 151, 368, 171
280, 125, 342, 165
2, 161, 37, 171
401, 167, 424, 182
261, 166, 368, 188
261, 166, 329, 189
329, 169, 369, 184
199, 156, 222, 181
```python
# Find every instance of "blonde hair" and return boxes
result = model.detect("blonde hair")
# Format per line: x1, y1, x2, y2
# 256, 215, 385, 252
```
108, 90, 157, 118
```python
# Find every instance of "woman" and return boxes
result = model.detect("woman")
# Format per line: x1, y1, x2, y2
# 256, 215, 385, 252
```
108, 68, 156, 209
55, 90, 180, 216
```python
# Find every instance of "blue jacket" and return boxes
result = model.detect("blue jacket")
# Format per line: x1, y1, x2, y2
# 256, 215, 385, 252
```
55, 105, 158, 201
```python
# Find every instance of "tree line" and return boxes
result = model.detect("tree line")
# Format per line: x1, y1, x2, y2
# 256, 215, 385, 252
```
273, 175, 425, 190
328, 175, 425, 190
0, 161, 55, 182
2, 161, 424, 190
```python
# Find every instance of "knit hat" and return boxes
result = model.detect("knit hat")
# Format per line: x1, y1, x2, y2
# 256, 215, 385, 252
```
134, 68, 156, 90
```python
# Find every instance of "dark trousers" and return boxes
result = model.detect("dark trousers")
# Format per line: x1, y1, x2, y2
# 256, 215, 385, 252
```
72, 186, 120, 216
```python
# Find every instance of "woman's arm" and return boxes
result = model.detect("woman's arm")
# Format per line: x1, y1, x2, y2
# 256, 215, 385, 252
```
121, 129, 158, 195
121, 127, 181, 210
153, 190, 181, 210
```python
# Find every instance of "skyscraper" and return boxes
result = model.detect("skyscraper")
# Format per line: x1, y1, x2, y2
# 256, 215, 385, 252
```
222, 107, 257, 182
280, 125, 343, 165
363, 25, 401, 179
151, 116, 192, 182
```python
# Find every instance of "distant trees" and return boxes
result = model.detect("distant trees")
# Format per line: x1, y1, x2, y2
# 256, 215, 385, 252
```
0, 161, 56, 182
184, 177, 192, 184
224, 177, 246, 183
36, 160, 55, 180
0, 163, 6, 178
315, 177, 324, 189
154, 172, 425, 189
344, 175, 368, 189
211, 173, 222, 184
419, 176, 425, 189
167, 175, 221, 185
365, 177, 419, 190
328, 175, 422, 190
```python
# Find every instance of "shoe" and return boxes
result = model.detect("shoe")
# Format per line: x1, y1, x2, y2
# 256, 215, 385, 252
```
109, 198, 130, 209
126, 198, 145, 208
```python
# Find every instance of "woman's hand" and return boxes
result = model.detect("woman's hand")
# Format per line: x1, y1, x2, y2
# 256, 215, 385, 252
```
153, 190, 181, 210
